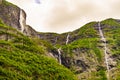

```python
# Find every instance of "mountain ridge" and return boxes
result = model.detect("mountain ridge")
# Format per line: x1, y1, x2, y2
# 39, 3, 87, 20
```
0, 0, 120, 80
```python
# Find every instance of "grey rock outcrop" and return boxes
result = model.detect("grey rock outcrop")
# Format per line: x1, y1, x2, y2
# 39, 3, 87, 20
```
0, 0, 38, 37
0, 0, 20, 30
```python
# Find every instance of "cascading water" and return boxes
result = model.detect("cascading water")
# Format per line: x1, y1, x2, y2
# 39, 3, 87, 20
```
19, 9, 24, 33
98, 22, 109, 80
66, 34, 70, 45
57, 33, 70, 65
57, 48, 62, 65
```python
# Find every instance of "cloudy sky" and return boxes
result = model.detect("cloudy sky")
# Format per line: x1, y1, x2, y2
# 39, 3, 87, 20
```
7, 0, 120, 33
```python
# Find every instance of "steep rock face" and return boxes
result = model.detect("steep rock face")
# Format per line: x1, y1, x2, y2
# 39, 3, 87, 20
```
1, 1, 120, 80
38, 33, 69, 45
0, 0, 20, 30
24, 25, 38, 37
0, 0, 38, 37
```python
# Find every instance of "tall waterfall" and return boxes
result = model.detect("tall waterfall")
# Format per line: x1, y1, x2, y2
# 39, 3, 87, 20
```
19, 9, 24, 33
57, 48, 62, 65
66, 34, 70, 45
98, 22, 109, 80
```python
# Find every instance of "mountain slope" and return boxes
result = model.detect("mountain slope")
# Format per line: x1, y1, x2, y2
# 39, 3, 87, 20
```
0, 18, 77, 79
0, 0, 120, 80
39, 19, 120, 80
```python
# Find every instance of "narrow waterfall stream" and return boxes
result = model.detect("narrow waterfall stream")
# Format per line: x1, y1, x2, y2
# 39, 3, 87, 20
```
19, 9, 24, 33
66, 34, 70, 45
98, 22, 109, 80
57, 48, 62, 65
57, 34, 70, 65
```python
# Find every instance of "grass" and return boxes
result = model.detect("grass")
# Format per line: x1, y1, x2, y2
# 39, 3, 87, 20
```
72, 22, 98, 38
2, 0, 17, 8
0, 49, 77, 80
101, 18, 120, 55
62, 38, 102, 61
99, 18, 120, 80
0, 19, 77, 80
101, 18, 120, 27
1, 3, 120, 79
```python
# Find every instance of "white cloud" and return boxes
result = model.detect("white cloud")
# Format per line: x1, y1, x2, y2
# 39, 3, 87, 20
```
6, 0, 120, 33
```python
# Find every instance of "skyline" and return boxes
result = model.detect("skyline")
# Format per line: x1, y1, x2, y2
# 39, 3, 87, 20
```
7, 0, 120, 33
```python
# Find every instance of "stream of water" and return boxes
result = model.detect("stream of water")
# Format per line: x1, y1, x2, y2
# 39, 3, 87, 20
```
57, 48, 62, 65
66, 34, 70, 45
98, 22, 109, 80
19, 9, 24, 33
57, 33, 70, 65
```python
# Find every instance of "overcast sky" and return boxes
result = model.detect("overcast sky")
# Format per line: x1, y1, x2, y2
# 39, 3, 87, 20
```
7, 0, 120, 33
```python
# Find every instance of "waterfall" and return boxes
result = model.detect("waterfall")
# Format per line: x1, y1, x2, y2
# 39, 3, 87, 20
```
19, 9, 24, 33
57, 48, 62, 65
98, 22, 109, 80
66, 34, 70, 45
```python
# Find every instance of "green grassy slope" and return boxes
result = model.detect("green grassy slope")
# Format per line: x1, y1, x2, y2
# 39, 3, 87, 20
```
101, 18, 120, 79
0, 20, 77, 80
59, 22, 107, 80
49, 19, 120, 80
1, 1, 120, 79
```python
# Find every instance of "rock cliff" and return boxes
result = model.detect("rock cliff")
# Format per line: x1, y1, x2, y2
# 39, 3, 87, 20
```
0, 0, 38, 37
0, 1, 120, 80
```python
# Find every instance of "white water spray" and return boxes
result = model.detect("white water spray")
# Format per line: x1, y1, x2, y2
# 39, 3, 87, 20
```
57, 48, 62, 64
66, 34, 70, 45
98, 22, 109, 80
19, 9, 24, 33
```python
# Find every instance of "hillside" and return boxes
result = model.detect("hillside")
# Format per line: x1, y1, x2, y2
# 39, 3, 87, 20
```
0, 0, 120, 80
0, 1, 77, 79
38, 19, 120, 80
0, 19, 77, 80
